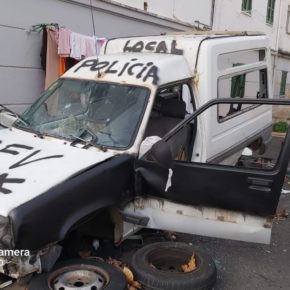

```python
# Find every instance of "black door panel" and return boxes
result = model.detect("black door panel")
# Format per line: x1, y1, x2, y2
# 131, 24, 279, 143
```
138, 99, 290, 217
167, 163, 285, 215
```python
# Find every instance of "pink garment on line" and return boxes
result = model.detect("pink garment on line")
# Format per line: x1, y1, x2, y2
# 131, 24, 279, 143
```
95, 37, 107, 56
70, 32, 97, 59
70, 32, 82, 60
81, 36, 97, 58
45, 29, 59, 89
58, 28, 71, 57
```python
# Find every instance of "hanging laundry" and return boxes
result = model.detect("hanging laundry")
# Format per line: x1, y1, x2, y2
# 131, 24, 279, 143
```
95, 37, 107, 56
59, 57, 66, 75
45, 29, 60, 89
70, 32, 83, 60
81, 36, 97, 58
40, 28, 48, 70
58, 28, 71, 57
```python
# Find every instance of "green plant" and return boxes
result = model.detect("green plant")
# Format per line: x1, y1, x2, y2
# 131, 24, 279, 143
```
273, 121, 288, 133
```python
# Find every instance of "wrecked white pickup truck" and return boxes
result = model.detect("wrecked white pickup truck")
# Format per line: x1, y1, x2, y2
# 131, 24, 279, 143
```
0, 32, 290, 289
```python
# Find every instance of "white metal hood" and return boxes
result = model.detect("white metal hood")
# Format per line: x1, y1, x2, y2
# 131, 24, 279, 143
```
0, 129, 114, 217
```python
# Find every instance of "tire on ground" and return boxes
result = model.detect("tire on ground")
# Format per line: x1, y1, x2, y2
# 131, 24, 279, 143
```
28, 258, 127, 290
131, 242, 217, 290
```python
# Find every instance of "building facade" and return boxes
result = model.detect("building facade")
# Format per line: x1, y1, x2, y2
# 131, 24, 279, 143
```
0, 0, 193, 113
113, 0, 290, 99
1, 0, 290, 114
213, 0, 290, 98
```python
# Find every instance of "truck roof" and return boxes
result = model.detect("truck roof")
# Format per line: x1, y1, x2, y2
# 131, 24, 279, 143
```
62, 53, 193, 88
103, 33, 268, 71
64, 32, 268, 88
166, 31, 265, 36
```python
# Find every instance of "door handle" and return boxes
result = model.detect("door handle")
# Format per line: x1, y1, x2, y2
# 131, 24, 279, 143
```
247, 177, 273, 191
248, 177, 273, 187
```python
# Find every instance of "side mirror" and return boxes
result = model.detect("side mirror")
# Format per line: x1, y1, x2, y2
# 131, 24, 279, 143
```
148, 140, 173, 169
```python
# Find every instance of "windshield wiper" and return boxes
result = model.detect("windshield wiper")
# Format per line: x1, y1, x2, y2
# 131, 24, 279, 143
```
0, 104, 43, 138
70, 129, 107, 152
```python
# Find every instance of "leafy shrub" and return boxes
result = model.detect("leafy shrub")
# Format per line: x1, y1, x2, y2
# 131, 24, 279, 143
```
273, 121, 288, 133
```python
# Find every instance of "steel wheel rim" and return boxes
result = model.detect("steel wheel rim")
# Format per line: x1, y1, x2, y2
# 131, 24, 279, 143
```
48, 264, 109, 290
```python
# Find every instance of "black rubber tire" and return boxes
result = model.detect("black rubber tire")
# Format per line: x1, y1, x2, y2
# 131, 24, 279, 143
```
131, 242, 217, 290
28, 258, 127, 290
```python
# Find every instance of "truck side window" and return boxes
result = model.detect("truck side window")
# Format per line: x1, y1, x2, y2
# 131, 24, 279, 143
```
143, 83, 194, 160
218, 68, 268, 120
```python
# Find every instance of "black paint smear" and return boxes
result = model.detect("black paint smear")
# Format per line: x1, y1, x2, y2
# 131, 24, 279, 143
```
0, 144, 33, 155
127, 63, 143, 76
10, 150, 64, 169
156, 41, 168, 54
143, 66, 159, 85
105, 61, 118, 74
74, 60, 96, 72
171, 40, 183, 55
118, 62, 130, 76
145, 42, 157, 51
0, 173, 25, 194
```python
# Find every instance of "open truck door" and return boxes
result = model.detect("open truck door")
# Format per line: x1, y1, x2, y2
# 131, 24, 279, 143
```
124, 98, 290, 244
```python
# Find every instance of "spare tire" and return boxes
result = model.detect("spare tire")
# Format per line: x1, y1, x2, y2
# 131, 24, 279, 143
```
131, 242, 216, 290
28, 258, 127, 290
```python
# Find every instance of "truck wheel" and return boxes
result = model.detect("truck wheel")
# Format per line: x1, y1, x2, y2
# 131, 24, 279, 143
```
131, 242, 216, 290
28, 258, 127, 290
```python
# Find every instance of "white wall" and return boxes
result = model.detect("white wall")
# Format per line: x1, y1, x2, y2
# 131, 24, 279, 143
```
213, 0, 290, 99
114, 0, 213, 26
0, 0, 192, 114
213, 0, 282, 50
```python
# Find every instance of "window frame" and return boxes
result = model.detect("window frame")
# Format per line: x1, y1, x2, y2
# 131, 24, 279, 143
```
241, 0, 252, 15
286, 6, 290, 34
266, 0, 276, 25
217, 67, 269, 123
280, 71, 287, 96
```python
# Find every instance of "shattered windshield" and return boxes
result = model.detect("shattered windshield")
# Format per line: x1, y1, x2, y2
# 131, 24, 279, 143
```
14, 79, 149, 149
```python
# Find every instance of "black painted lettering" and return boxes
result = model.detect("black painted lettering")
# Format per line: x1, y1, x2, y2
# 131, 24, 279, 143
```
156, 41, 168, 54
136, 62, 153, 79
118, 62, 130, 76
0, 173, 25, 194
132, 41, 144, 52
74, 60, 97, 72
171, 40, 183, 55
0, 144, 33, 156
145, 41, 157, 51
91, 60, 110, 71
105, 61, 119, 74
118, 58, 137, 76
10, 150, 64, 169
127, 63, 144, 76
143, 66, 159, 85
123, 40, 133, 52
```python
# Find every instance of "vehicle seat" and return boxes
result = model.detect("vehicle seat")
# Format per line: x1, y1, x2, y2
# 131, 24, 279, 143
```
144, 98, 189, 159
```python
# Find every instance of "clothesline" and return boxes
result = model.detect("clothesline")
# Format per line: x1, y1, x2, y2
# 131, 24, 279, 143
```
41, 25, 107, 89
58, 28, 107, 60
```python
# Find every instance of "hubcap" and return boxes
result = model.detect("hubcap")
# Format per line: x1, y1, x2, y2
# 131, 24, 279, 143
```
49, 265, 108, 290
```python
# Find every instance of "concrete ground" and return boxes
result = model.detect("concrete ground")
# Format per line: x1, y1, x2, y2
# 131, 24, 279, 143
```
177, 181, 290, 290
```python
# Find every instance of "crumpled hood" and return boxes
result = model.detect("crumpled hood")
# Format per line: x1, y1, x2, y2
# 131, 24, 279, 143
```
0, 129, 114, 217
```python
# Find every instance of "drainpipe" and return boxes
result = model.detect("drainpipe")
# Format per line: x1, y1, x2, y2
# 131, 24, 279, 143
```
210, 0, 215, 29
273, 0, 283, 96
